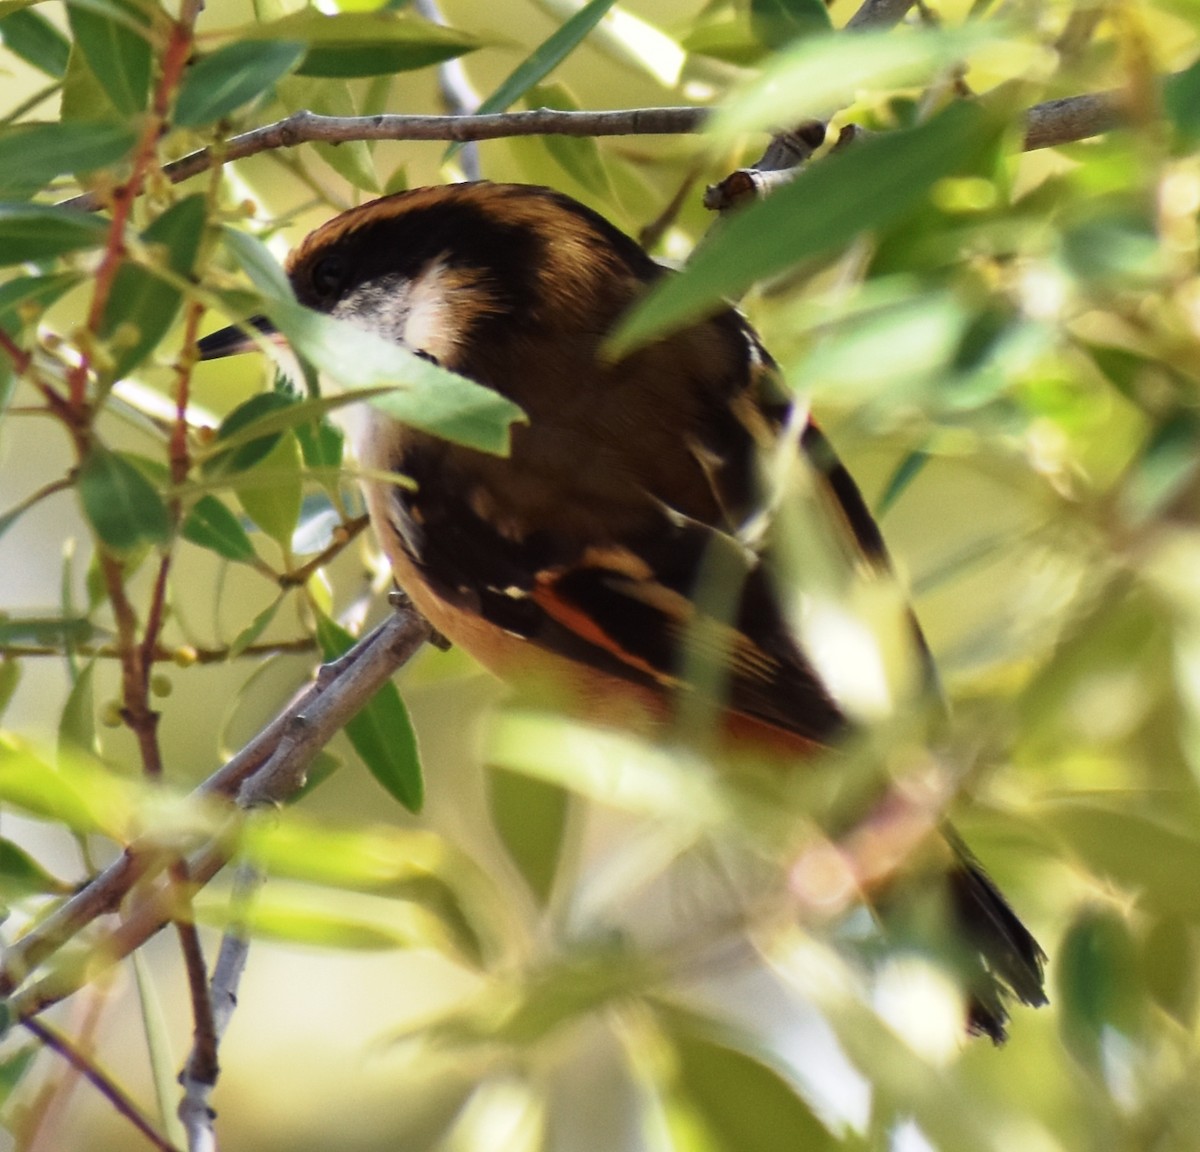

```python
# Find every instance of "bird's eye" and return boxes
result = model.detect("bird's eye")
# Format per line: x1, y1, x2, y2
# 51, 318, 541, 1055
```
310, 254, 345, 299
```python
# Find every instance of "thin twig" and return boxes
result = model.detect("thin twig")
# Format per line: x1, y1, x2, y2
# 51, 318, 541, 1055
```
178, 861, 263, 1152
846, 0, 917, 30
1, 607, 432, 1019
21, 1018, 183, 1152
278, 515, 370, 587
0, 639, 319, 663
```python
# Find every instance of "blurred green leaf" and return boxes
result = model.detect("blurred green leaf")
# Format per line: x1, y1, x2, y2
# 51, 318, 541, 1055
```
0, 659, 20, 723
315, 611, 424, 813
0, 738, 134, 837
749, 0, 831, 48
259, 295, 526, 455
446, 0, 614, 160
58, 658, 98, 759
0, 1046, 37, 1106
0, 203, 108, 265
220, 225, 295, 300
100, 194, 208, 380
205, 390, 296, 475
488, 766, 568, 904
1165, 56, 1200, 147
132, 950, 188, 1150
1057, 906, 1144, 1072
66, 0, 152, 115
174, 39, 306, 127
0, 615, 93, 645
195, 880, 459, 952
712, 26, 985, 140
0, 273, 82, 327
0, 837, 70, 897
182, 494, 258, 564
77, 447, 171, 553
1119, 410, 1200, 524
243, 10, 479, 78
228, 595, 283, 658
0, 8, 70, 77
612, 101, 1004, 353
525, 83, 612, 197
876, 448, 930, 518
665, 1017, 833, 1152
294, 415, 344, 471
1140, 915, 1200, 1028
0, 120, 137, 198
235, 431, 303, 549
276, 75, 379, 192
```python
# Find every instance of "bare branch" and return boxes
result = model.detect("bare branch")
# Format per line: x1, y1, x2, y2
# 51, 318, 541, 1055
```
0, 607, 432, 1013
1023, 85, 1124, 150
846, 0, 917, 31
22, 1018, 183, 1152
414, 0, 483, 181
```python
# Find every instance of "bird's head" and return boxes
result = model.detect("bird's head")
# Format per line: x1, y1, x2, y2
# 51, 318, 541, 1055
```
198, 181, 660, 374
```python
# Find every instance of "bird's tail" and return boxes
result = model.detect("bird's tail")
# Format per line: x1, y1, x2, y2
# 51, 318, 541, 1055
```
875, 831, 1047, 1044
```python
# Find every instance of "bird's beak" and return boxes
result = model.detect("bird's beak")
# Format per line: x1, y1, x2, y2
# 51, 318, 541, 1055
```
196, 314, 283, 361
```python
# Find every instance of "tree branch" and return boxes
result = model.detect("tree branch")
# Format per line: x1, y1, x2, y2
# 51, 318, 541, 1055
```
846, 0, 917, 31
0, 606, 432, 1013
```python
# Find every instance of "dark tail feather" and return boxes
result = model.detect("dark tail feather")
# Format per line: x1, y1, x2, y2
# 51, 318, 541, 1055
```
947, 842, 1047, 1044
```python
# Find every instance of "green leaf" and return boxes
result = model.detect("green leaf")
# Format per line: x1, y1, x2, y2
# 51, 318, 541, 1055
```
315, 612, 423, 812
221, 225, 295, 299
712, 27, 986, 142
0, 658, 20, 723
0, 837, 70, 898
0, 8, 71, 77
1057, 906, 1144, 1071
194, 881, 458, 952
0, 1046, 36, 1106
0, 615, 92, 645
77, 446, 171, 553
228, 595, 283, 658
0, 120, 137, 198
242, 10, 479, 78
445, 0, 614, 160
525, 83, 612, 197
58, 659, 98, 759
488, 766, 567, 905
174, 39, 306, 127
205, 390, 297, 475
0, 203, 108, 265
0, 273, 82, 327
875, 448, 930, 517
236, 431, 302, 549
66, 0, 153, 115
611, 100, 1004, 354
1165, 56, 1200, 147
263, 297, 525, 455
276, 75, 378, 193
182, 494, 258, 563
749, 0, 831, 48
132, 951, 188, 1150
100, 194, 208, 380
666, 1017, 832, 1152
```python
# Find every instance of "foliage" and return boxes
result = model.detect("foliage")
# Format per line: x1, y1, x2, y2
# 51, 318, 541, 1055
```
0, 0, 1199, 1150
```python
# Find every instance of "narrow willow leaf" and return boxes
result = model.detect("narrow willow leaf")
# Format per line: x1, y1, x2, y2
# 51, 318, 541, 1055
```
315, 612, 423, 812
0, 837, 70, 897
228, 596, 283, 658
263, 297, 525, 455
182, 494, 258, 563
875, 448, 930, 517
242, 10, 479, 78
0, 1047, 37, 1107
132, 951, 188, 1150
77, 447, 171, 553
204, 390, 297, 475
526, 83, 612, 196
276, 75, 378, 193
0, 120, 137, 197
66, 0, 152, 115
236, 432, 303, 548
174, 39, 306, 127
0, 659, 20, 723
0, 738, 133, 837
0, 203, 108, 265
611, 101, 1003, 354
101, 194, 208, 380
0, 616, 92, 645
446, 0, 615, 159
0, 8, 71, 77
194, 881, 457, 952
0, 272, 83, 325
711, 27, 986, 141
58, 658, 98, 759
1165, 57, 1200, 147
220, 225, 295, 299
749, 0, 831, 48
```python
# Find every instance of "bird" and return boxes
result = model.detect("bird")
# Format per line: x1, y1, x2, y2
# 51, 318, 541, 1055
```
198, 180, 1046, 1041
